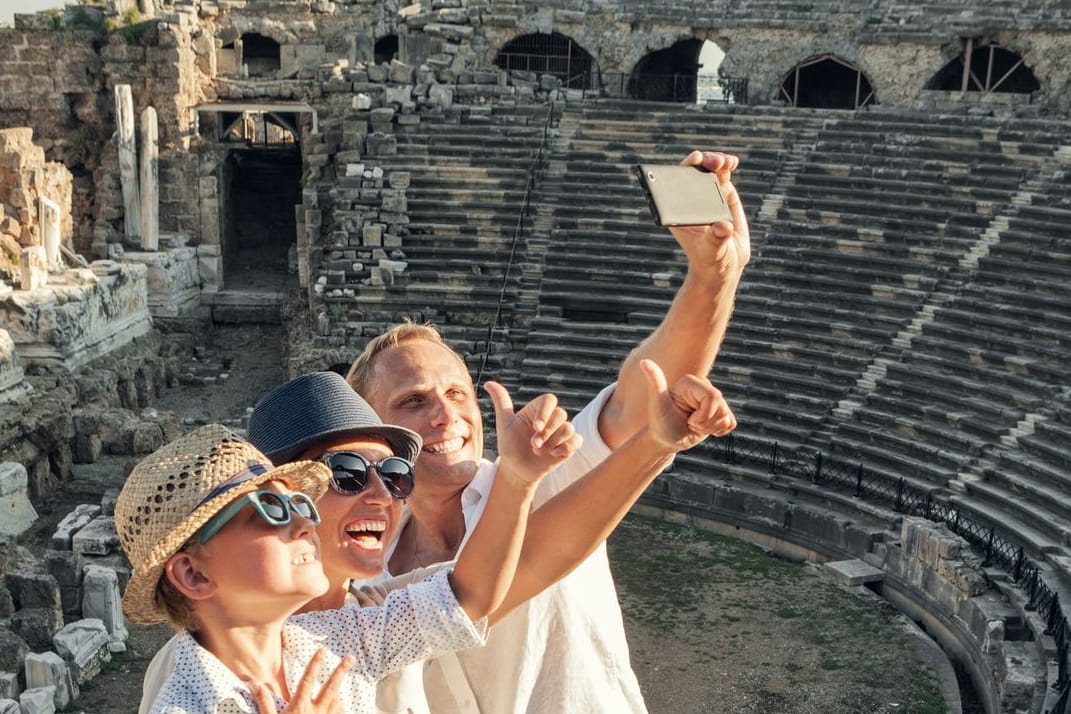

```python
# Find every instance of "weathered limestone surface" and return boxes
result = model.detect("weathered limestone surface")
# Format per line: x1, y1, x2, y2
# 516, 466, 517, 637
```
0, 463, 38, 538
0, 263, 152, 370
19, 247, 47, 291
52, 619, 111, 684
122, 246, 200, 317
0, 129, 73, 271
139, 107, 159, 251
24, 652, 75, 711
0, 330, 29, 404
114, 85, 141, 243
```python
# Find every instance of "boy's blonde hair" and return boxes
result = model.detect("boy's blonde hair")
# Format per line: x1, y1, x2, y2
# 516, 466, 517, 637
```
154, 559, 200, 632
345, 319, 470, 397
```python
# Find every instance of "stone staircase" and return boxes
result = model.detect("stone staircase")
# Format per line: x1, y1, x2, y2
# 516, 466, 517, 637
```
340, 103, 558, 383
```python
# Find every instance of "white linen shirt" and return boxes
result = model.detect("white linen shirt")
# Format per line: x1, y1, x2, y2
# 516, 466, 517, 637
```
147, 568, 485, 714
382, 383, 648, 714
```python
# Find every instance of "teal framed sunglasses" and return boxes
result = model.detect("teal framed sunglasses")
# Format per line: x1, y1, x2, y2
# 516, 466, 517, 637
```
198, 490, 321, 544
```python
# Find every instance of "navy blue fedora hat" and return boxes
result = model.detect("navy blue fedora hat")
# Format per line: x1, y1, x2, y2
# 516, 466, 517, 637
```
248, 372, 422, 465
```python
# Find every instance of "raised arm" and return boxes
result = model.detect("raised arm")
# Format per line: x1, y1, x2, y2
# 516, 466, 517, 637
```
598, 151, 751, 448
447, 383, 579, 621
490, 360, 736, 624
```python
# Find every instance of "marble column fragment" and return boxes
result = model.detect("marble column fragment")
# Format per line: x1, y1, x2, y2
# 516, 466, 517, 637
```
38, 197, 61, 271
114, 84, 141, 242
139, 106, 159, 250
20, 247, 47, 290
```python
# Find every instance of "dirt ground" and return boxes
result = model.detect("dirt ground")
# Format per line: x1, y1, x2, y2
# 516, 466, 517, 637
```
46, 324, 950, 713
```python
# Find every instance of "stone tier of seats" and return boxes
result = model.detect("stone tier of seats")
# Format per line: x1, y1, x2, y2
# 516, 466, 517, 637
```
365, 100, 1071, 582
358, 105, 556, 350
513, 102, 1071, 566
815, 119, 1071, 552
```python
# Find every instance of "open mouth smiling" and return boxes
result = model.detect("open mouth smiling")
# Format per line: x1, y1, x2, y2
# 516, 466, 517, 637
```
345, 520, 387, 549
424, 436, 465, 455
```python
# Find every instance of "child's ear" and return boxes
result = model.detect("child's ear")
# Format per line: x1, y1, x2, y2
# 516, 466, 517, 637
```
165, 552, 216, 601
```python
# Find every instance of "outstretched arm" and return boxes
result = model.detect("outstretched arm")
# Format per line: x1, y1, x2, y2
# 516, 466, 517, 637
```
599, 151, 751, 448
490, 360, 736, 624
447, 383, 580, 621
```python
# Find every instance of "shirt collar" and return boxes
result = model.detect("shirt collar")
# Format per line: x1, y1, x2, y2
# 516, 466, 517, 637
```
166, 632, 260, 714
461, 458, 497, 508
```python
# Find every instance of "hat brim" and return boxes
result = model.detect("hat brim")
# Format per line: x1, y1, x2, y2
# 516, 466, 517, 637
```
122, 459, 331, 625
266, 425, 423, 466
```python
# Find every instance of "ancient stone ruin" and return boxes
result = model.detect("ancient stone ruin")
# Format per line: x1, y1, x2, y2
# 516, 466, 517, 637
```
1, 0, 1070, 711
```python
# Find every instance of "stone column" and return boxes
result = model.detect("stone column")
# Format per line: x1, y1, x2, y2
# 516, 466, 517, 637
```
114, 85, 141, 242
139, 106, 159, 250
38, 197, 61, 271
20, 246, 47, 290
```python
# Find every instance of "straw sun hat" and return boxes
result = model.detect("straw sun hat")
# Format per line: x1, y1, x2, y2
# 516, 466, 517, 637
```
115, 423, 331, 625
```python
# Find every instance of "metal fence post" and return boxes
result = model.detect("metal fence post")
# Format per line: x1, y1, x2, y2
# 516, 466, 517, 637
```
854, 463, 864, 497
1046, 593, 1062, 636
983, 527, 995, 567
895, 477, 905, 512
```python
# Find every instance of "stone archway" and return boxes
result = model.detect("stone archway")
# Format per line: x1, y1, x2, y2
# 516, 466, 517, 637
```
926, 40, 1040, 94
780, 54, 876, 109
493, 32, 596, 90
627, 38, 728, 104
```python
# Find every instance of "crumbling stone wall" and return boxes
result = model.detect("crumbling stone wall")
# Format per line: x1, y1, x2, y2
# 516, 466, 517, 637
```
0, 331, 184, 501
2, 0, 1071, 271
0, 20, 104, 256
0, 129, 74, 285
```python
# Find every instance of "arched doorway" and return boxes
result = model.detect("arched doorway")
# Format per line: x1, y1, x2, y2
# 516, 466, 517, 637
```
781, 55, 876, 109
625, 39, 738, 104
493, 32, 595, 89
926, 41, 1040, 94
629, 39, 703, 102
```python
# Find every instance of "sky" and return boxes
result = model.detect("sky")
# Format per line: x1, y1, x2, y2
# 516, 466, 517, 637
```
1, 0, 68, 26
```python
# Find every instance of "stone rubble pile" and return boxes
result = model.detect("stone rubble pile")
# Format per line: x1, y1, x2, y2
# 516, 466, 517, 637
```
0, 486, 131, 714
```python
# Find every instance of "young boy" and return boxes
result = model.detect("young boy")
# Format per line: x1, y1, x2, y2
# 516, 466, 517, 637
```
116, 378, 579, 713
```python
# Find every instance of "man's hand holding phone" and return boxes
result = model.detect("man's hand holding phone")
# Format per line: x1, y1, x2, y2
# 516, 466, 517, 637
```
661, 151, 750, 289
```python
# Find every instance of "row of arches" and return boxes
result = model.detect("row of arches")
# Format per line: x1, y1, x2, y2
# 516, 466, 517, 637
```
490, 33, 1039, 109
222, 30, 1041, 110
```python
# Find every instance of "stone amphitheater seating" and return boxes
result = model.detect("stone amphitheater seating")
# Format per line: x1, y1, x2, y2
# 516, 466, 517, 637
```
498, 103, 1071, 588
371, 100, 1071, 592
348, 104, 558, 356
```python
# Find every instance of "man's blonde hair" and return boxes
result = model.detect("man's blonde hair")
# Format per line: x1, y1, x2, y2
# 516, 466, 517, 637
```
345, 319, 470, 397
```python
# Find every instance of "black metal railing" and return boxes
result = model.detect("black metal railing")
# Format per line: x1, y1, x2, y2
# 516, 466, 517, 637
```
475, 104, 557, 385
592, 72, 749, 105
706, 433, 1071, 713
496, 61, 748, 105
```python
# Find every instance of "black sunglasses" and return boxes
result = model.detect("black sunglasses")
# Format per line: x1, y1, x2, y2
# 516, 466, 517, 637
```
318, 451, 415, 500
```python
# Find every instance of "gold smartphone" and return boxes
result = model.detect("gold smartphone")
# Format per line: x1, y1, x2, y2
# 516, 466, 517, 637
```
633, 164, 732, 227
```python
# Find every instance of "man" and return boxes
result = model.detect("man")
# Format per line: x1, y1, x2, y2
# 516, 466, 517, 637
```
345, 150, 750, 712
